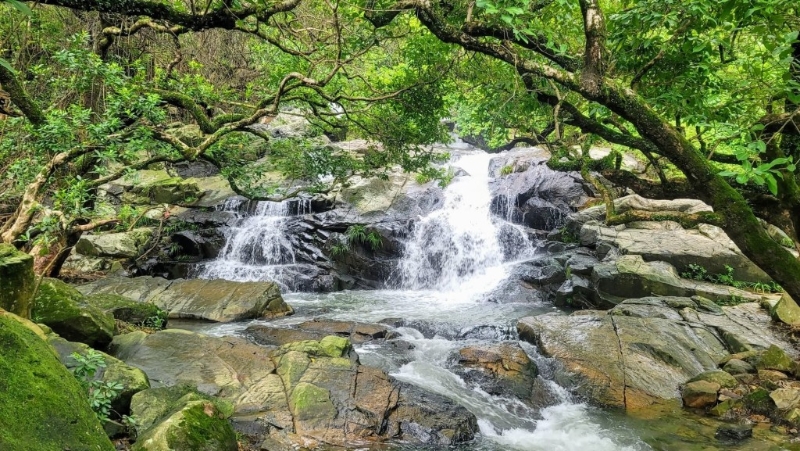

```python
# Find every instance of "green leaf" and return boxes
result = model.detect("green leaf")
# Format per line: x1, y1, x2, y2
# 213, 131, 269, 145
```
765, 174, 778, 195
5, 0, 32, 15
0, 58, 14, 73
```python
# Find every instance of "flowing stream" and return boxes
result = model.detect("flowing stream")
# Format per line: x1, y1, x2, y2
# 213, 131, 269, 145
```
185, 150, 776, 450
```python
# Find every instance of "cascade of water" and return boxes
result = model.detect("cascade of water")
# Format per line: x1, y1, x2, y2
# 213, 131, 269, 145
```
197, 198, 310, 284
399, 151, 531, 291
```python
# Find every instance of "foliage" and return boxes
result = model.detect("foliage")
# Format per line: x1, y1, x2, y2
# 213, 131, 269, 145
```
70, 350, 123, 422
328, 224, 383, 258
680, 263, 783, 293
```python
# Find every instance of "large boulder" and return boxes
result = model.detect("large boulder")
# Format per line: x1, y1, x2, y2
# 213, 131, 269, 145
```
570, 195, 780, 283
590, 255, 764, 308
75, 228, 154, 259
49, 336, 150, 415
456, 342, 538, 401
517, 297, 795, 411
110, 330, 478, 448
489, 150, 589, 230
77, 277, 292, 322
0, 310, 114, 451
32, 278, 115, 348
0, 243, 35, 318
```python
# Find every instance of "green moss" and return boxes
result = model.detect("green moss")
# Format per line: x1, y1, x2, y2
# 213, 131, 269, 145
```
167, 401, 237, 451
87, 293, 167, 327
0, 312, 114, 451
687, 370, 737, 389
0, 243, 35, 318
289, 382, 336, 421
744, 388, 774, 415
755, 345, 794, 372
319, 335, 351, 358
32, 278, 115, 347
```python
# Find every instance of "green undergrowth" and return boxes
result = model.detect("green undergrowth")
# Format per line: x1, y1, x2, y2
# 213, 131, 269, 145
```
680, 263, 783, 293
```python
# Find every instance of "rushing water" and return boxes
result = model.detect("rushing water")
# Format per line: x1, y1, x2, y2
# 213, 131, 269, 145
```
195, 197, 314, 291
184, 148, 784, 450
188, 149, 652, 450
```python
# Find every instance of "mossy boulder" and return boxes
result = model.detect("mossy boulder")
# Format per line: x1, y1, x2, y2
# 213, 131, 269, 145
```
0, 243, 35, 318
0, 310, 114, 451
277, 335, 352, 359
755, 345, 794, 372
87, 293, 167, 327
49, 336, 150, 415
682, 381, 720, 408
32, 278, 115, 348
687, 370, 737, 389
75, 228, 153, 259
131, 387, 236, 451
769, 293, 800, 326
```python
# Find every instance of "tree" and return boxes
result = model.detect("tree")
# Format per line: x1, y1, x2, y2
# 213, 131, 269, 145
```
363, 0, 800, 301
0, 0, 452, 270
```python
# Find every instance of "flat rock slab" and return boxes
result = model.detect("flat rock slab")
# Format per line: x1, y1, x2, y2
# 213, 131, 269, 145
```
518, 297, 795, 411
77, 276, 292, 322
245, 319, 389, 347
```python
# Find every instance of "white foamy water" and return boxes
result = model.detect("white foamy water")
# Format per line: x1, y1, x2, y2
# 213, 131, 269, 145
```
400, 152, 521, 291
196, 198, 310, 288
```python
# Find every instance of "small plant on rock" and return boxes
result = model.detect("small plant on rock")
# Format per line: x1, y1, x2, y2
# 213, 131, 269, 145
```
71, 349, 123, 422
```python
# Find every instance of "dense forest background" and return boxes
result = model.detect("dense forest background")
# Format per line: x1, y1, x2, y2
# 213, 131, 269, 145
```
0, 0, 799, 297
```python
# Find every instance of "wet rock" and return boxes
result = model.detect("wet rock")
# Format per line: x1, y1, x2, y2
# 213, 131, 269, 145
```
295, 319, 388, 343
489, 152, 589, 230
0, 310, 114, 451
32, 278, 115, 348
78, 276, 292, 322
517, 298, 794, 411
457, 343, 538, 400
0, 244, 35, 318
715, 423, 753, 442
75, 227, 154, 259
682, 381, 720, 408
110, 330, 478, 448
244, 325, 324, 347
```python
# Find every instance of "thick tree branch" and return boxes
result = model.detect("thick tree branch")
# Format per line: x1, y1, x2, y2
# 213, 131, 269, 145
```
0, 64, 46, 126
37, 0, 302, 31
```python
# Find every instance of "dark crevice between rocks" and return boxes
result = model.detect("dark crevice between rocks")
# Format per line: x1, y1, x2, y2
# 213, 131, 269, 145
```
610, 314, 629, 410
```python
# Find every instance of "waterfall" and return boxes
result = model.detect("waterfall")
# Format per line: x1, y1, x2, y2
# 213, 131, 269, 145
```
400, 152, 531, 291
196, 198, 310, 288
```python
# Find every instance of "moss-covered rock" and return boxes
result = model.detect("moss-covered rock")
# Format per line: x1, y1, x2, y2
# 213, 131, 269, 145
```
755, 345, 794, 372
75, 228, 153, 259
87, 293, 167, 328
130, 387, 233, 431
132, 388, 236, 451
0, 243, 35, 318
0, 310, 114, 451
687, 370, 737, 389
49, 336, 150, 415
682, 381, 720, 408
769, 293, 800, 326
276, 336, 352, 359
32, 278, 115, 348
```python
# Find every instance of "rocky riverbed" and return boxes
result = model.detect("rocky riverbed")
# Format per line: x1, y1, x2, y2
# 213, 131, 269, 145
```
4, 139, 800, 450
